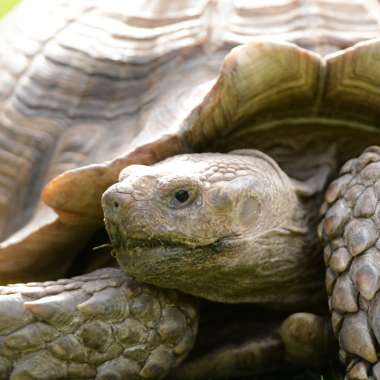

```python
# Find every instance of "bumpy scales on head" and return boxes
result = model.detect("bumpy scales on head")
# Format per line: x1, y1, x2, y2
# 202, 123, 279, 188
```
103, 151, 324, 308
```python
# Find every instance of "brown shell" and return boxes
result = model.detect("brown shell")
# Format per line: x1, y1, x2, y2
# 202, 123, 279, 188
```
1, 0, 380, 283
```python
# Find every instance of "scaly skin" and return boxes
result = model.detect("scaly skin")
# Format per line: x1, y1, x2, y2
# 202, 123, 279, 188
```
320, 146, 380, 379
0, 268, 198, 380
103, 151, 325, 309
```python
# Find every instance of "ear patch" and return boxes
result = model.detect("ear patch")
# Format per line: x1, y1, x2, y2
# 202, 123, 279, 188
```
239, 196, 259, 227
211, 188, 234, 211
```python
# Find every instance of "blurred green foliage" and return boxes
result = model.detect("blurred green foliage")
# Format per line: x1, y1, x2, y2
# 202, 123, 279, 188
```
0, 1, 346, 380
0, 0, 20, 18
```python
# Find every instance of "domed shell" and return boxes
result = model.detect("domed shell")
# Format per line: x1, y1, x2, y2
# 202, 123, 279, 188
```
1, 0, 380, 283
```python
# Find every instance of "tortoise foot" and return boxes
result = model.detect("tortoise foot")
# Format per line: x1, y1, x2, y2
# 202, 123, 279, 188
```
280, 312, 337, 369
0, 268, 198, 380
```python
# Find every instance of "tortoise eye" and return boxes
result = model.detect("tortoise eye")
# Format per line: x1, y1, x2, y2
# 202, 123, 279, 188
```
174, 190, 189, 203
169, 188, 197, 209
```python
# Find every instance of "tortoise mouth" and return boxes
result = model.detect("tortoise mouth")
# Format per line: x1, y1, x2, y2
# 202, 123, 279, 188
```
124, 238, 190, 249
123, 237, 226, 252
105, 219, 227, 252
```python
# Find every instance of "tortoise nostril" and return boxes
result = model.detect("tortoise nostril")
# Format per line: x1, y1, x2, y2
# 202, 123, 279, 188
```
102, 187, 126, 213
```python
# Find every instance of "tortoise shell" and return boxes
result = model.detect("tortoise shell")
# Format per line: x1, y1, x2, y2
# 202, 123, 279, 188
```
1, 0, 380, 283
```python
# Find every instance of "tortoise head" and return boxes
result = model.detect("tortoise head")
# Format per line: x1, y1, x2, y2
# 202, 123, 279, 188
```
102, 151, 324, 308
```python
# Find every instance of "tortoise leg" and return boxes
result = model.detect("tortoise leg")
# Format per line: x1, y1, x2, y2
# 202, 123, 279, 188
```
320, 146, 380, 379
0, 268, 198, 380
170, 313, 335, 380
169, 319, 285, 380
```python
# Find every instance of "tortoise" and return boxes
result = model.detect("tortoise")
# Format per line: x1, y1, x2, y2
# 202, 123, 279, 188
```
2, 0, 380, 379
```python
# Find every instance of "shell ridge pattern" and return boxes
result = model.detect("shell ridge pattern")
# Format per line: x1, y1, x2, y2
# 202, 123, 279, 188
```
0, 3, 95, 239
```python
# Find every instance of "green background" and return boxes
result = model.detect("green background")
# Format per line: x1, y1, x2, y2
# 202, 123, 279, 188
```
0, 1, 344, 380
0, 0, 20, 18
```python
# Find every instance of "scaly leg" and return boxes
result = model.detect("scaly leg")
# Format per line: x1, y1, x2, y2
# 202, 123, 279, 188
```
320, 146, 380, 379
0, 268, 198, 380
0, 267, 335, 380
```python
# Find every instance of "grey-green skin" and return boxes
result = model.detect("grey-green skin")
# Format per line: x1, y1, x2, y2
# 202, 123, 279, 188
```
0, 149, 341, 380
103, 151, 324, 307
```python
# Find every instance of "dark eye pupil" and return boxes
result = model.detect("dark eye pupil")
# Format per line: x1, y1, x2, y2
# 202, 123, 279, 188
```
175, 190, 189, 203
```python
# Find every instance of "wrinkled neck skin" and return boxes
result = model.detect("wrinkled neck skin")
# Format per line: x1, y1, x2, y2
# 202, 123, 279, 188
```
102, 150, 327, 310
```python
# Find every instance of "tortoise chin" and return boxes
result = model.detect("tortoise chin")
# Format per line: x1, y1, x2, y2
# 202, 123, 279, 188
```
113, 236, 242, 301
112, 231, 325, 310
